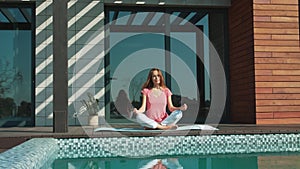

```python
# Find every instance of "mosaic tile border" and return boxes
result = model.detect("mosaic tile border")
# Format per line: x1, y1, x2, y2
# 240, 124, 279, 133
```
0, 138, 58, 169
57, 133, 300, 159
1, 134, 300, 169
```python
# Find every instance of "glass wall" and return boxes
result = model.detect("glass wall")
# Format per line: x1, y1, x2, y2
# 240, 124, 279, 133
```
0, 3, 35, 127
105, 6, 228, 123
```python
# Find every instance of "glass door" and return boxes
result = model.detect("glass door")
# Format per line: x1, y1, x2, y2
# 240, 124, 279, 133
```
105, 7, 228, 124
0, 3, 35, 127
169, 31, 203, 123
106, 32, 165, 122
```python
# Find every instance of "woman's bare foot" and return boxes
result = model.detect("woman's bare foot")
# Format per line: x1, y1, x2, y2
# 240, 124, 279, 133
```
143, 124, 178, 130
157, 124, 178, 130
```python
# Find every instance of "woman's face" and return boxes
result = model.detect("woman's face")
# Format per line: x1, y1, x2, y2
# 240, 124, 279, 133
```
151, 70, 161, 86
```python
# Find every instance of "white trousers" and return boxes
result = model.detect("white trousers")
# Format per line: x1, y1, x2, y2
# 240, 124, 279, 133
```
135, 110, 183, 129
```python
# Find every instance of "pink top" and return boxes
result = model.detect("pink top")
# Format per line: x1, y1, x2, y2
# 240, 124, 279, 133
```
141, 88, 172, 123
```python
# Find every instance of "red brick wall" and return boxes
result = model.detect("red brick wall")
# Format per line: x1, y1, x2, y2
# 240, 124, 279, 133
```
254, 0, 300, 124
229, 0, 256, 123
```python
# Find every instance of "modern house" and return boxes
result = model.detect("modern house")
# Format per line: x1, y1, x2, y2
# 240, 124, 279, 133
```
0, 0, 300, 130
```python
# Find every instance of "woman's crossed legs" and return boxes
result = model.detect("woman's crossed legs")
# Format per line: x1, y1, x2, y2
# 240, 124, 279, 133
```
135, 110, 183, 130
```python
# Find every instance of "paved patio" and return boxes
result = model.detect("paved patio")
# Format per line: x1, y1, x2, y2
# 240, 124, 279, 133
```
1, 124, 300, 153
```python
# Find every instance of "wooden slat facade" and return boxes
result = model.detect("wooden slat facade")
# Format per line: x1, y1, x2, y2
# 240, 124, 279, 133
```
253, 0, 300, 124
228, 0, 256, 123
228, 0, 300, 124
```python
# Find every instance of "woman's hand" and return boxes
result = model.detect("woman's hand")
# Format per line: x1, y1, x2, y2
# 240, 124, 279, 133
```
132, 108, 138, 114
180, 104, 188, 111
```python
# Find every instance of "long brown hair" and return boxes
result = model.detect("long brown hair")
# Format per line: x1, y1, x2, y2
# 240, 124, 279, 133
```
142, 68, 167, 89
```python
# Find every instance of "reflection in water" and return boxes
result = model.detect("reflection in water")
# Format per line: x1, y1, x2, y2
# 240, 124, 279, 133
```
49, 153, 300, 169
138, 158, 182, 169
52, 158, 185, 169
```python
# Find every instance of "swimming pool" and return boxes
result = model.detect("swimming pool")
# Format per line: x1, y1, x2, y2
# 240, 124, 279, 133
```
1, 133, 300, 169
49, 153, 300, 169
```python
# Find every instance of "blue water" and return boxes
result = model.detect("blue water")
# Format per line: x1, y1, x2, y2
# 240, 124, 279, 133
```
49, 153, 300, 169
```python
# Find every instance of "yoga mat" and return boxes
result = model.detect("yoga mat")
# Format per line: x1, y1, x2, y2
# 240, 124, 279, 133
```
94, 124, 218, 132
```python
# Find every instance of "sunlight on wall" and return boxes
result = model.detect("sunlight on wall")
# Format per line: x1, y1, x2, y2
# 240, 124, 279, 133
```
35, 0, 105, 126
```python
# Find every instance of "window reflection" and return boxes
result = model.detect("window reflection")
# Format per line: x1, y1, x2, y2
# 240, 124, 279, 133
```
0, 4, 34, 127
132, 12, 148, 25
138, 158, 183, 169
6, 8, 28, 23
105, 7, 228, 123
0, 12, 9, 23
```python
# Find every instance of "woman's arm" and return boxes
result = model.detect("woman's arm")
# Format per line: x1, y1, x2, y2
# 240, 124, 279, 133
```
133, 94, 147, 114
167, 96, 187, 112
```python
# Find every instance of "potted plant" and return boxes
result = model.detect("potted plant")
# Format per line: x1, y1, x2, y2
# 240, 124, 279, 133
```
74, 92, 99, 126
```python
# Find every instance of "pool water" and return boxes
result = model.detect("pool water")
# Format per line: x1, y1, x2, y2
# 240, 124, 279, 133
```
48, 153, 300, 169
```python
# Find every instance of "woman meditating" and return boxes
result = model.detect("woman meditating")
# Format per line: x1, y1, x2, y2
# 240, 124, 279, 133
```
132, 68, 188, 130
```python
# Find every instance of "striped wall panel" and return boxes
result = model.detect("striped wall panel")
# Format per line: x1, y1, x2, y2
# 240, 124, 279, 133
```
35, 0, 105, 126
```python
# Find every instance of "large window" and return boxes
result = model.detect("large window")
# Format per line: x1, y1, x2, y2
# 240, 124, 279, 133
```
0, 2, 35, 127
105, 6, 228, 123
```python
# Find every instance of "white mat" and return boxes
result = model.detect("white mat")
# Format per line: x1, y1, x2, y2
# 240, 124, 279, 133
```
94, 124, 218, 132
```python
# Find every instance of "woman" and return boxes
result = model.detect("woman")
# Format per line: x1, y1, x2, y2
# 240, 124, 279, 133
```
133, 68, 188, 130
